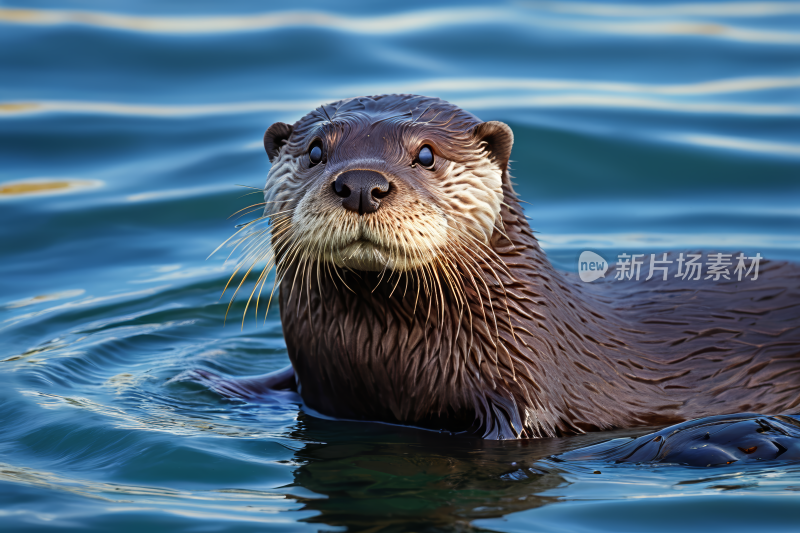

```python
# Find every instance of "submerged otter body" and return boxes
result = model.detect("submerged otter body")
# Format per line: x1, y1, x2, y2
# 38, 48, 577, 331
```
234, 94, 800, 440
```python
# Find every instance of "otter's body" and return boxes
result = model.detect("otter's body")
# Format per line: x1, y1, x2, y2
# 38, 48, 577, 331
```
218, 94, 800, 440
280, 185, 800, 439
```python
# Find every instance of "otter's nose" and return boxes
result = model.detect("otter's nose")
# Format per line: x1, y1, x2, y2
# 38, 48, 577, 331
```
332, 170, 390, 215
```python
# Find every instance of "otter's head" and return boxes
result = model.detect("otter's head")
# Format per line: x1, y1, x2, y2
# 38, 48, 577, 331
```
261, 95, 513, 274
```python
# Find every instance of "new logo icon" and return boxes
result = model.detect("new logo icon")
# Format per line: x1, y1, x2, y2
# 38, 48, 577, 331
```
578, 251, 608, 282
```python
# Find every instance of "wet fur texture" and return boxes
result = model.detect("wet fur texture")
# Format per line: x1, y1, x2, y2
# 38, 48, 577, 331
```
237, 94, 800, 440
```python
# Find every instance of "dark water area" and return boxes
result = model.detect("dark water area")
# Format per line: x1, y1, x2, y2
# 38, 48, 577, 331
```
1, 1, 799, 531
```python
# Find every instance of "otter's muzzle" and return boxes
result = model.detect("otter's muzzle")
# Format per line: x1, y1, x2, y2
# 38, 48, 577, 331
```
333, 170, 390, 215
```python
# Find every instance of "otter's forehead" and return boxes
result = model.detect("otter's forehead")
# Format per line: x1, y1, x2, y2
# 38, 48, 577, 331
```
292, 95, 482, 141
283, 95, 488, 168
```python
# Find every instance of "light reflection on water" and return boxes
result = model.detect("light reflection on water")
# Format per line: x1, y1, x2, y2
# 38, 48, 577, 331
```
0, 1, 799, 531
3, 95, 798, 117
0, 178, 103, 197
4, 4, 800, 44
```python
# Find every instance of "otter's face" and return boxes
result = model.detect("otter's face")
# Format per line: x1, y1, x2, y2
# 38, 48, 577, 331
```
261, 95, 513, 273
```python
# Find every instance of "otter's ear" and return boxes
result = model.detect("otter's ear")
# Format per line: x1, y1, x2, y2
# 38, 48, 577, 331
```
472, 121, 514, 174
263, 122, 294, 163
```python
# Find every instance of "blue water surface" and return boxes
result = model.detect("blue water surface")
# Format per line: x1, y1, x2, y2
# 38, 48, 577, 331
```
1, 1, 799, 531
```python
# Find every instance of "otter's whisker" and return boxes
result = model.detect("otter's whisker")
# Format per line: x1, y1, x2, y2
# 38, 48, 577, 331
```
450, 242, 501, 373
400, 237, 412, 299
449, 225, 516, 345
492, 220, 513, 247
233, 220, 289, 271
431, 257, 449, 328
228, 202, 266, 219
302, 256, 315, 332
435, 256, 465, 365
448, 250, 478, 365
259, 226, 302, 323
214, 207, 293, 265
386, 232, 406, 299
236, 190, 267, 200
449, 239, 493, 335
451, 225, 515, 281
224, 253, 263, 327
244, 254, 277, 326
457, 240, 502, 351
225, 229, 269, 264
373, 249, 392, 292
419, 256, 439, 331
234, 184, 266, 191
315, 218, 340, 295
251, 231, 293, 316
254, 259, 277, 323
469, 244, 518, 346
208, 214, 270, 260
409, 247, 426, 316
288, 254, 309, 313
264, 250, 294, 325
231, 206, 270, 223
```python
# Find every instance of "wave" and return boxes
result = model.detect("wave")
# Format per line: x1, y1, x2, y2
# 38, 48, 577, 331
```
2, 94, 798, 119
523, 1, 800, 18
538, 232, 800, 250
667, 133, 800, 157
2, 6, 799, 44
356, 75, 800, 97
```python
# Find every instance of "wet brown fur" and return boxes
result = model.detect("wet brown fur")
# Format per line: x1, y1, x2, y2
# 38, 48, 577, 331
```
244, 94, 800, 440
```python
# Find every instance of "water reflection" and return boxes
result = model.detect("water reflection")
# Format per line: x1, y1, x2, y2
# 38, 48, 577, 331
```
355, 74, 800, 97
280, 415, 667, 530
0, 178, 102, 198
0, 461, 306, 523
3, 6, 800, 44
2, 95, 796, 118
5, 289, 85, 309
283, 414, 564, 530
669, 133, 800, 157
524, 1, 800, 18
0, 100, 316, 117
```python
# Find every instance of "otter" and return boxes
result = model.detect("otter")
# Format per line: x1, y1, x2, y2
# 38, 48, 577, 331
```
185, 94, 800, 441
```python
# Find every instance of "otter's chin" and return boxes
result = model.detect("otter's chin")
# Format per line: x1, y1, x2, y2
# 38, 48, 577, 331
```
332, 240, 396, 272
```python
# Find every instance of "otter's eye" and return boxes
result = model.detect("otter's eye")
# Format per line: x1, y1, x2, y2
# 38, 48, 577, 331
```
417, 145, 434, 168
309, 143, 323, 166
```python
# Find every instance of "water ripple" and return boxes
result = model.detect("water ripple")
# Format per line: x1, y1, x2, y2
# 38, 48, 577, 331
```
0, 461, 313, 514
21, 390, 294, 441
668, 133, 800, 157
524, 1, 800, 18
538, 232, 800, 250
2, 95, 798, 119
2, 6, 800, 44
357, 75, 800, 97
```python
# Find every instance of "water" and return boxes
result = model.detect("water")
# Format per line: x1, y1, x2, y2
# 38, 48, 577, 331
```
1, 1, 799, 531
